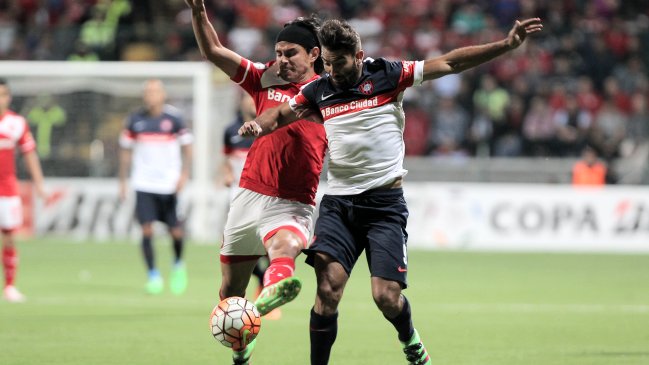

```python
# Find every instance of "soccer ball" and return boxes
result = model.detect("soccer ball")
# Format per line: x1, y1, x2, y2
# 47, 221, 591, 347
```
210, 296, 262, 350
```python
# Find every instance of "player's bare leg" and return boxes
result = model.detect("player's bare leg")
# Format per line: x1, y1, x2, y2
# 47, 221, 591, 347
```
371, 277, 431, 365
254, 229, 303, 315
310, 252, 349, 365
169, 225, 187, 295
219, 259, 258, 365
220, 259, 258, 299
2, 231, 24, 302
140, 223, 162, 294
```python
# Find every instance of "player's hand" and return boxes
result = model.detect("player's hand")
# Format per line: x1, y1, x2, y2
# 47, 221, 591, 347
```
222, 169, 234, 187
223, 175, 233, 188
506, 18, 543, 49
34, 185, 47, 201
40, 189, 63, 208
238, 121, 262, 137
184, 0, 204, 11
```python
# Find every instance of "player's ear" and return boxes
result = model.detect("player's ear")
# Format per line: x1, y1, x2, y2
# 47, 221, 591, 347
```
355, 49, 364, 64
309, 46, 320, 63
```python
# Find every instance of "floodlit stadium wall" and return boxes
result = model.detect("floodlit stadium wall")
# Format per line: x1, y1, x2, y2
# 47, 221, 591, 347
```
26, 179, 649, 253
5, 62, 649, 252
404, 182, 649, 253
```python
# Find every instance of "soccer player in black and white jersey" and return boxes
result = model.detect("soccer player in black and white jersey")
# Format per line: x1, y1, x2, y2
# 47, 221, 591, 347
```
119, 79, 193, 296
241, 17, 543, 365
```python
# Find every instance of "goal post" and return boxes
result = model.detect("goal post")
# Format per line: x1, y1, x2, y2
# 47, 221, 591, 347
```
1, 61, 235, 242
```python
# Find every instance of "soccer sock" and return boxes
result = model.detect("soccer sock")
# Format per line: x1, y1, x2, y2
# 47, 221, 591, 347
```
385, 295, 415, 343
141, 236, 155, 272
310, 308, 338, 365
172, 237, 183, 265
262, 257, 295, 287
2, 246, 18, 287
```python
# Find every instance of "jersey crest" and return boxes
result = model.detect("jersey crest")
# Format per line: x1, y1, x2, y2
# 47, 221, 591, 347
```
160, 119, 173, 132
358, 80, 374, 95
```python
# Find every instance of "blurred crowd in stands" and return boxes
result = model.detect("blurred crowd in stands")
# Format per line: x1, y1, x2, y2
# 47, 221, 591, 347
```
2, 0, 649, 162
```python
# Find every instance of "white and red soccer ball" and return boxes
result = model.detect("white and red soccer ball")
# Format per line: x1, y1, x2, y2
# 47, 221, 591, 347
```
210, 296, 262, 350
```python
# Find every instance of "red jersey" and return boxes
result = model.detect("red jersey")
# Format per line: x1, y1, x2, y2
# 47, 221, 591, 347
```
0, 111, 36, 197
231, 58, 327, 205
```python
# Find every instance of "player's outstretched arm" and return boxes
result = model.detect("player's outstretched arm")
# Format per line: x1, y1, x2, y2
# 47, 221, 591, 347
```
185, 0, 241, 77
422, 18, 543, 81
238, 102, 303, 137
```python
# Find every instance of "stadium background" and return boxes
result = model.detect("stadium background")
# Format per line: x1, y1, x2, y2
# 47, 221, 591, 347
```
2, 0, 648, 171
2, 0, 649, 247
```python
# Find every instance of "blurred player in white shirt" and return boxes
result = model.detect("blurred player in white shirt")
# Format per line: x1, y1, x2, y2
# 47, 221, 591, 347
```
119, 79, 193, 295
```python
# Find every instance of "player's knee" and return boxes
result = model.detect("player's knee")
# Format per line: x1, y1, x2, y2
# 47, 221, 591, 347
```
317, 281, 343, 309
266, 234, 302, 257
1, 234, 15, 247
141, 225, 153, 237
283, 237, 302, 253
170, 227, 183, 240
371, 287, 401, 313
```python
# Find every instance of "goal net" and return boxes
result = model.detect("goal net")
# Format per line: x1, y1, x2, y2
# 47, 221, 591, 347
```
1, 61, 237, 243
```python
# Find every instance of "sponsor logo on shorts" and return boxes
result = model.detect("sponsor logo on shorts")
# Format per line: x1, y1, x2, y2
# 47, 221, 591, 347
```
397, 266, 407, 273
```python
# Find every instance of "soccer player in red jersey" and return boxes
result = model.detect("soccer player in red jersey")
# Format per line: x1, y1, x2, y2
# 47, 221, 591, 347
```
242, 17, 543, 365
221, 93, 281, 320
185, 1, 327, 363
0, 78, 47, 303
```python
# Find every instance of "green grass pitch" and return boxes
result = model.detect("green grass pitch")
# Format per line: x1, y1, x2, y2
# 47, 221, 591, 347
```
1, 238, 648, 365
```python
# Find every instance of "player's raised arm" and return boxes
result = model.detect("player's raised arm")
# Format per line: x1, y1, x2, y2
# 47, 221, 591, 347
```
422, 18, 543, 81
185, 0, 241, 77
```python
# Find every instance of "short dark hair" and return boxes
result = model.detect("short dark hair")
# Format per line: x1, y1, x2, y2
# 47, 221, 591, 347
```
0, 78, 7, 87
318, 19, 361, 55
283, 15, 324, 74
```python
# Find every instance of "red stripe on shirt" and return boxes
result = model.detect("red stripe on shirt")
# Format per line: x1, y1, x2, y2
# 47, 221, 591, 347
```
136, 133, 177, 142
320, 90, 403, 121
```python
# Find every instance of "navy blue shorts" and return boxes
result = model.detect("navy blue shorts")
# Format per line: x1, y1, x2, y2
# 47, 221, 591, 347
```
304, 188, 410, 288
135, 191, 180, 227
